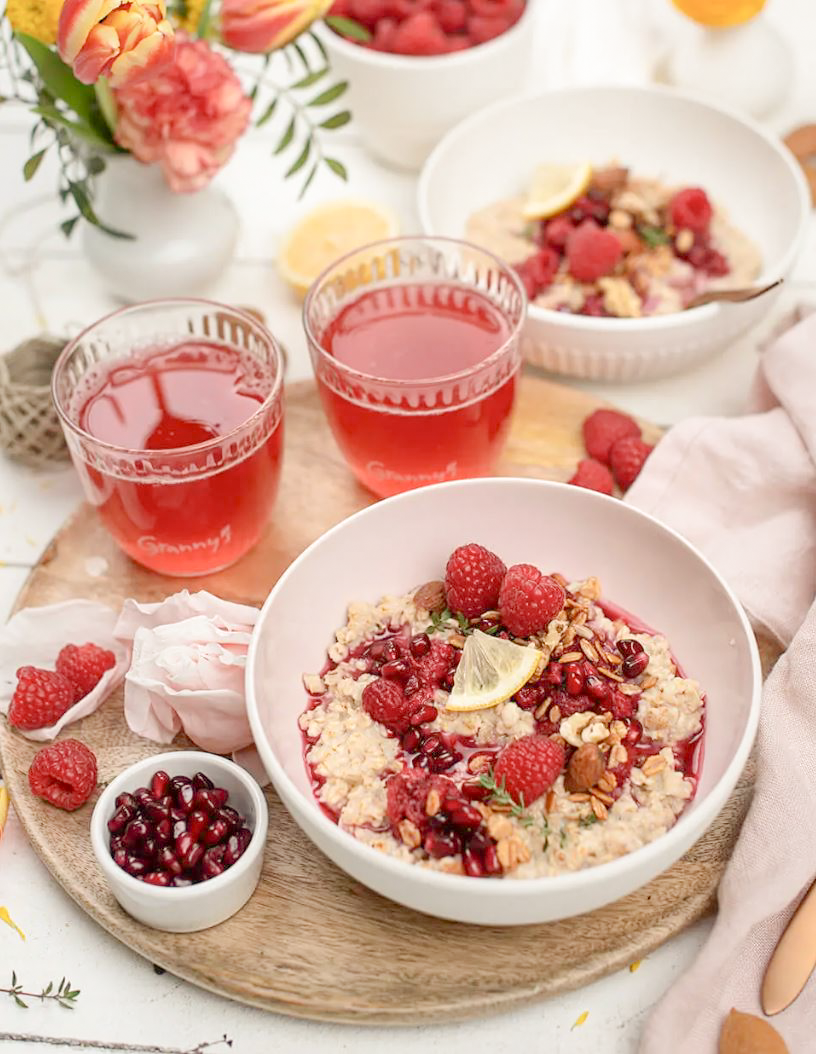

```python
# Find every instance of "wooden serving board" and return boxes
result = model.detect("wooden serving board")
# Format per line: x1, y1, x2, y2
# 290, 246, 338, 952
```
0, 376, 769, 1024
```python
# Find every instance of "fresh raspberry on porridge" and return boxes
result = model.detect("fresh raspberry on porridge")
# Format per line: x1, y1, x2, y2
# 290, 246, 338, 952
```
299, 547, 705, 880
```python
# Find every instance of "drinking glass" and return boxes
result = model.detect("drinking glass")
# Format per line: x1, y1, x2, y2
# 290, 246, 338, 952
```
53, 299, 284, 576
303, 236, 526, 498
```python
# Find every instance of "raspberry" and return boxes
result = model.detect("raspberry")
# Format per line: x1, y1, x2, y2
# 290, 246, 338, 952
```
435, 0, 467, 32
542, 215, 574, 251
362, 678, 414, 734
415, 639, 454, 686
686, 244, 730, 276
568, 193, 610, 226
385, 769, 456, 834
391, 10, 449, 53
498, 564, 565, 638
568, 458, 614, 495
515, 247, 559, 300
371, 16, 399, 48
580, 294, 608, 317
610, 689, 637, 720
28, 739, 97, 811
582, 407, 641, 465
8, 667, 79, 731
467, 13, 511, 43
444, 543, 506, 619
668, 188, 712, 234
493, 734, 565, 806
566, 219, 622, 282
349, 0, 392, 26
55, 642, 116, 699
609, 435, 653, 491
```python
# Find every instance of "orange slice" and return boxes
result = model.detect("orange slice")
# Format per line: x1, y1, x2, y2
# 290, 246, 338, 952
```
671, 0, 766, 27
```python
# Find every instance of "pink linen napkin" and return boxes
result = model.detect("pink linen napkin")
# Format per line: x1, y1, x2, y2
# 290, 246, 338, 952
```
628, 310, 816, 1052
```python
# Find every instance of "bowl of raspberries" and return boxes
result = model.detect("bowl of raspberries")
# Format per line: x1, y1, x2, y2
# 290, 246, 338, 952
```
315, 0, 533, 170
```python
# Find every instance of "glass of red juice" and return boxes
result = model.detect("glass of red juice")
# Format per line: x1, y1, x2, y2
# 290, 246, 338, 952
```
303, 237, 526, 498
52, 299, 284, 576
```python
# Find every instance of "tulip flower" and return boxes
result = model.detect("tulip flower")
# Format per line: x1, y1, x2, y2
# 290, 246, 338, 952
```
220, 0, 334, 54
57, 1, 175, 88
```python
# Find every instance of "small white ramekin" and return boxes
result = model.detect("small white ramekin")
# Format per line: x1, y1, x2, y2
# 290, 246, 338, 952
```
90, 751, 268, 933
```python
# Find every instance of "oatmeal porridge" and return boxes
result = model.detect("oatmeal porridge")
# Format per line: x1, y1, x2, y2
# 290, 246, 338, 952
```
299, 544, 705, 880
465, 162, 761, 317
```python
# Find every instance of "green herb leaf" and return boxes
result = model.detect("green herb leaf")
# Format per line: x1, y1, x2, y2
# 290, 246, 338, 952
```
31, 104, 114, 151
309, 29, 329, 63
579, 813, 598, 827
308, 81, 348, 107
256, 98, 278, 128
14, 995, 27, 1009
22, 149, 45, 181
43, 982, 52, 996
637, 224, 669, 248
325, 15, 372, 42
299, 161, 319, 200
67, 182, 134, 239
285, 138, 311, 178
293, 40, 310, 72
274, 116, 296, 156
324, 156, 348, 181
292, 68, 329, 90
60, 216, 80, 238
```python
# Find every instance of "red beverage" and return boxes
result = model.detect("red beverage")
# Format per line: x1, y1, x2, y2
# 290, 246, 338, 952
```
54, 302, 284, 577
309, 279, 522, 498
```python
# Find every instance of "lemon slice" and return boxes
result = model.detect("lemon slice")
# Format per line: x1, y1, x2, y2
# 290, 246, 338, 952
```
521, 162, 593, 221
671, 0, 765, 28
278, 199, 400, 298
446, 630, 540, 713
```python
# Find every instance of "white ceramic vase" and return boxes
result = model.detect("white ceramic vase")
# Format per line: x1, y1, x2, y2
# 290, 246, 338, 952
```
82, 156, 239, 302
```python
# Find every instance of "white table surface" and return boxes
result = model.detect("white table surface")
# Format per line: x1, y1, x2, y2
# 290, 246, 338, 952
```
1, 2, 815, 1050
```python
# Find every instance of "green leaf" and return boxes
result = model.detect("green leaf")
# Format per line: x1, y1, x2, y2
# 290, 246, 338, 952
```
67, 182, 134, 240
43, 982, 53, 996
14, 995, 27, 1009
23, 149, 46, 182
308, 81, 348, 107
15, 33, 97, 125
325, 15, 372, 42
285, 138, 311, 179
292, 40, 310, 72
32, 104, 114, 151
309, 29, 329, 63
196, 0, 214, 38
324, 156, 348, 181
292, 68, 329, 90
57, 998, 75, 1010
256, 98, 278, 128
86, 155, 106, 176
93, 79, 118, 136
298, 161, 319, 200
274, 116, 296, 156
12, 972, 17, 987
320, 110, 351, 130
637, 224, 669, 248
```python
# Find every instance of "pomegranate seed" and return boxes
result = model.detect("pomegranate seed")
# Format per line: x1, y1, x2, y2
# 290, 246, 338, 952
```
367, 640, 387, 660
107, 804, 134, 833
169, 807, 186, 823
420, 734, 440, 755
194, 787, 228, 812
143, 800, 170, 824
382, 659, 411, 681
423, 830, 460, 858
139, 837, 158, 862
461, 780, 491, 801
181, 841, 204, 871
624, 721, 643, 747
160, 794, 174, 810
617, 638, 644, 659
412, 754, 428, 769
175, 783, 195, 813
113, 848, 128, 868
403, 675, 421, 698
449, 805, 482, 830
171, 876, 193, 887
442, 672, 455, 691
383, 640, 400, 663
565, 663, 585, 696
110, 835, 124, 853
133, 787, 153, 808
115, 792, 137, 810
169, 774, 192, 795
462, 848, 484, 878
187, 809, 209, 842
409, 633, 431, 658
150, 770, 170, 798
122, 818, 149, 848
585, 674, 611, 702
202, 818, 229, 846
216, 806, 241, 831
124, 854, 148, 877
623, 652, 649, 678
172, 818, 187, 841
428, 751, 456, 772
483, 845, 502, 874
467, 829, 492, 851
401, 729, 421, 752
175, 830, 196, 859
143, 870, 172, 886
158, 846, 183, 875
191, 771, 214, 791
543, 662, 564, 685
224, 828, 252, 867
410, 704, 438, 726
155, 818, 173, 844
200, 846, 226, 880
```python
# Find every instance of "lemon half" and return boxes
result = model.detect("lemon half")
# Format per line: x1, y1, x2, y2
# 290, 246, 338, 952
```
278, 199, 400, 298
445, 630, 540, 713
671, 0, 765, 27
521, 162, 593, 221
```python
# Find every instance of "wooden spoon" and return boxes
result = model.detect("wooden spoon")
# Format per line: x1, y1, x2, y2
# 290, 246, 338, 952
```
686, 278, 783, 310
761, 877, 816, 1015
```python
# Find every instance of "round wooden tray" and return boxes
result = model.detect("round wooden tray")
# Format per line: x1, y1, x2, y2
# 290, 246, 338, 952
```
0, 377, 765, 1023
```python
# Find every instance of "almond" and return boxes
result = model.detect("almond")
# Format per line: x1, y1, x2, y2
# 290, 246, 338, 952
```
719, 1009, 788, 1054
592, 165, 629, 194
564, 743, 605, 793
413, 580, 446, 614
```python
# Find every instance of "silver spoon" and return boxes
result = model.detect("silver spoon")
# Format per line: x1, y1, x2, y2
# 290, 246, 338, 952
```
686, 278, 783, 310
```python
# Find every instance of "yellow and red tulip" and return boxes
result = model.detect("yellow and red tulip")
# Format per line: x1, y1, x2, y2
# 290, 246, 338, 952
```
220, 0, 334, 54
57, 1, 175, 88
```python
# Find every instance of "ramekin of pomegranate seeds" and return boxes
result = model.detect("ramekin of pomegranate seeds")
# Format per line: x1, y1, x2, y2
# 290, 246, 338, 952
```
90, 752, 267, 932
313, 0, 533, 169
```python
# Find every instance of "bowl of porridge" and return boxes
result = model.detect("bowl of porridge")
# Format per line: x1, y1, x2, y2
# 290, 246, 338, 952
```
245, 478, 761, 925
417, 85, 810, 381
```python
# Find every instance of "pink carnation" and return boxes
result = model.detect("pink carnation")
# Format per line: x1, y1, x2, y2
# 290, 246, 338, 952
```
113, 33, 252, 193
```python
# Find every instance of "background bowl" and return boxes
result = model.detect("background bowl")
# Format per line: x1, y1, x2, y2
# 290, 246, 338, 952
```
313, 8, 534, 171
246, 478, 761, 926
417, 84, 810, 381
90, 751, 268, 932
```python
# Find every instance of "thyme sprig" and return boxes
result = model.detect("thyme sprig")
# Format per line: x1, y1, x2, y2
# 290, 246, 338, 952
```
478, 771, 539, 828
3, 972, 79, 1010
426, 609, 500, 637
637, 224, 669, 248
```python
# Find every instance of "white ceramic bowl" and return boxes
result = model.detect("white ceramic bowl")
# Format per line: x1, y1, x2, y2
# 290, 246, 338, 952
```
90, 751, 268, 932
418, 84, 810, 381
246, 478, 761, 926
313, 9, 534, 171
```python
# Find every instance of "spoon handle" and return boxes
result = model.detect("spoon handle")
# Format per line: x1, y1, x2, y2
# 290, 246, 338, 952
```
687, 278, 783, 309
761, 877, 816, 1015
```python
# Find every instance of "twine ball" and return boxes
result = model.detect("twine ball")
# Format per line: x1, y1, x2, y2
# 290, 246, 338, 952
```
0, 336, 70, 467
